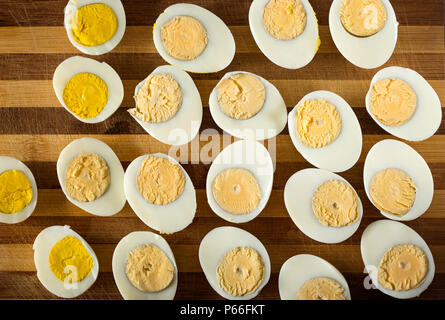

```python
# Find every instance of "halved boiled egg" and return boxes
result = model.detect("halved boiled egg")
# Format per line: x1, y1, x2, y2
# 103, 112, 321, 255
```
33, 225, 99, 298
56, 137, 126, 217
363, 139, 433, 221
208, 71, 287, 140
361, 220, 435, 299
206, 139, 274, 223
249, 0, 319, 69
279, 254, 351, 300
53, 56, 124, 123
284, 168, 363, 243
199, 226, 271, 300
128, 65, 202, 146
153, 3, 235, 73
288, 90, 362, 172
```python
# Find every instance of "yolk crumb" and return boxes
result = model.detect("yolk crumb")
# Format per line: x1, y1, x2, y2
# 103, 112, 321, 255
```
0, 169, 32, 214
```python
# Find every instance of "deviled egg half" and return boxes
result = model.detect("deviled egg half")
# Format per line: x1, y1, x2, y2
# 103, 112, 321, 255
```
209, 71, 287, 140
53, 56, 124, 123
124, 153, 196, 234
361, 220, 435, 299
199, 226, 271, 300
56, 137, 126, 217
64, 0, 126, 55
153, 3, 235, 73
128, 65, 203, 146
206, 139, 274, 224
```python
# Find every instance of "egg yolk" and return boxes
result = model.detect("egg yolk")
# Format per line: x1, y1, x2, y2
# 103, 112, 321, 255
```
296, 277, 346, 300
63, 72, 108, 119
340, 0, 387, 37
48, 236, 93, 283
262, 0, 307, 40
0, 170, 32, 214
70, 3, 118, 46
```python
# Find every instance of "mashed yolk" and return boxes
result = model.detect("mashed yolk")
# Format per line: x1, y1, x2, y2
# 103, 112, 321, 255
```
296, 99, 342, 148
161, 16, 208, 60
212, 168, 262, 215
137, 156, 186, 205
340, 0, 387, 37
129, 73, 182, 123
63, 72, 108, 119
296, 277, 346, 300
217, 247, 265, 296
48, 235, 93, 283
217, 73, 266, 120
125, 244, 175, 293
370, 168, 416, 216
370, 78, 417, 127
262, 0, 307, 40
378, 244, 428, 291
0, 170, 32, 214
70, 3, 118, 46
312, 180, 359, 227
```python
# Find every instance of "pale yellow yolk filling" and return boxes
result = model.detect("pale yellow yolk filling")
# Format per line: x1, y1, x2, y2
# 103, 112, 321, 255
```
212, 168, 262, 215
161, 16, 208, 61
378, 244, 428, 291
129, 73, 182, 123
217, 247, 265, 297
312, 180, 359, 227
0, 170, 32, 214
370, 78, 417, 127
65, 153, 111, 202
370, 168, 416, 217
296, 99, 342, 148
340, 0, 387, 37
137, 156, 186, 205
262, 0, 307, 40
70, 3, 118, 46
125, 244, 175, 293
297, 277, 346, 300
63, 72, 108, 119
48, 236, 93, 283
217, 73, 266, 120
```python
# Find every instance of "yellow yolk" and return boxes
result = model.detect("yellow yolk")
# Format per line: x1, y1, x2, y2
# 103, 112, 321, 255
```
125, 244, 175, 293
161, 16, 208, 60
262, 0, 307, 40
217, 247, 265, 296
340, 0, 387, 37
296, 99, 342, 148
63, 72, 108, 119
70, 3, 118, 46
297, 277, 346, 300
48, 236, 93, 283
137, 156, 186, 205
378, 244, 428, 291
0, 170, 32, 214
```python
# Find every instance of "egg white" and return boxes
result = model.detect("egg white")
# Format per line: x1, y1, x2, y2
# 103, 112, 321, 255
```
329, 0, 398, 69
153, 3, 235, 73
206, 139, 274, 223
0, 156, 38, 224
361, 220, 435, 299
33, 225, 99, 298
279, 254, 351, 300
365, 66, 442, 141
363, 139, 433, 221
112, 231, 178, 300
129, 65, 203, 146
284, 168, 363, 244
64, 0, 126, 55
56, 137, 126, 217
198, 226, 271, 300
208, 71, 287, 140
124, 153, 196, 234
249, 0, 319, 69
53, 56, 124, 124
288, 90, 362, 172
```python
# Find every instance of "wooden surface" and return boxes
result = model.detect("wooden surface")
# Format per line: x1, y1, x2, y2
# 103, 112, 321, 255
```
0, 0, 444, 300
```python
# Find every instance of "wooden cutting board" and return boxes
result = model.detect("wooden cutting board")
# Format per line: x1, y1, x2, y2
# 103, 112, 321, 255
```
0, 0, 443, 300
